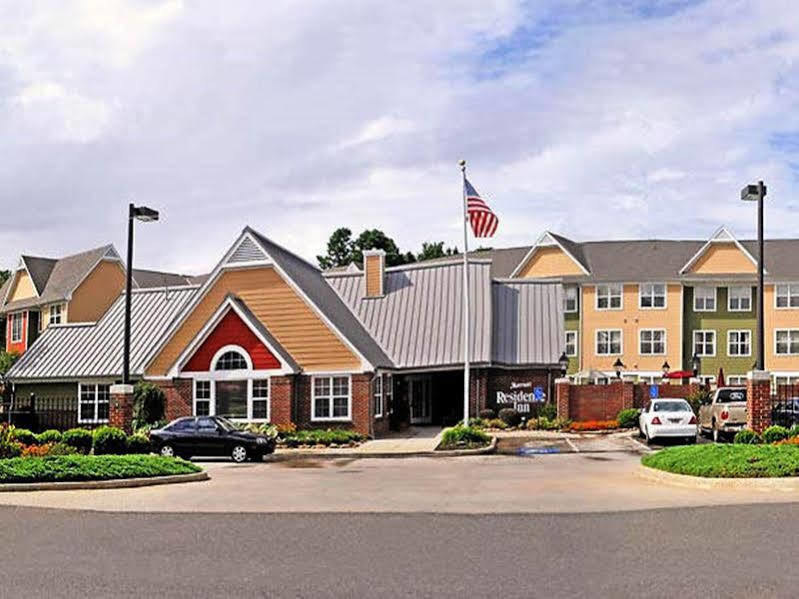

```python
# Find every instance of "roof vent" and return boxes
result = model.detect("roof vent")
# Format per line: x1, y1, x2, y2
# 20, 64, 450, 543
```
363, 250, 386, 298
229, 236, 267, 264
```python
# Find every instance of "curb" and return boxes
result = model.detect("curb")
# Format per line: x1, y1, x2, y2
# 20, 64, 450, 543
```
0, 471, 209, 493
636, 464, 799, 491
266, 437, 497, 462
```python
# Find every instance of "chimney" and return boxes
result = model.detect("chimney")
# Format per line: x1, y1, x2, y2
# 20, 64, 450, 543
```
363, 249, 386, 298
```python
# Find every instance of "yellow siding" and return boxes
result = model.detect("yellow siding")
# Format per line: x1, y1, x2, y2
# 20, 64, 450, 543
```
8, 271, 37, 301
68, 261, 126, 322
764, 284, 799, 370
146, 266, 360, 375
516, 246, 584, 278
688, 243, 755, 274
365, 255, 382, 297
40, 303, 68, 330
580, 283, 682, 372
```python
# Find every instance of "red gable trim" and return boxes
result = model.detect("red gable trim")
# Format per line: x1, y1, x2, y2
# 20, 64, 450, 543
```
183, 310, 281, 371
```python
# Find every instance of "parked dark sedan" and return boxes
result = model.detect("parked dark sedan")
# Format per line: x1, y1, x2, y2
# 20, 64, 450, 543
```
149, 416, 277, 462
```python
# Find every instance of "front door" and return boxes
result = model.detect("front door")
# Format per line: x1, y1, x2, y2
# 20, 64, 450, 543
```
409, 377, 432, 424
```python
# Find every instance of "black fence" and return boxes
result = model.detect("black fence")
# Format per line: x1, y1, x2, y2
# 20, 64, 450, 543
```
771, 385, 799, 429
0, 395, 100, 433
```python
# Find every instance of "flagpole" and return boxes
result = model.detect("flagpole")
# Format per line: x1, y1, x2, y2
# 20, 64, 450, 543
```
459, 159, 470, 426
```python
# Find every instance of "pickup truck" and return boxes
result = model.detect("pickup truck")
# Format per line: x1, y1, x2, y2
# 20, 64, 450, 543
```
698, 387, 747, 442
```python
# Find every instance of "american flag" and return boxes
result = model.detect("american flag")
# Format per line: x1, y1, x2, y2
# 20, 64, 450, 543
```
464, 178, 498, 238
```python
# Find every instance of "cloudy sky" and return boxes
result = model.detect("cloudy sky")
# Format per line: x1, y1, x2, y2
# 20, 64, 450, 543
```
2, 0, 799, 274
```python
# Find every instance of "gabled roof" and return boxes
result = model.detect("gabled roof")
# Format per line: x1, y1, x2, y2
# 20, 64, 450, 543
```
0, 245, 122, 314
510, 231, 591, 277
325, 258, 494, 369
679, 226, 761, 274
173, 293, 300, 376
6, 286, 198, 381
132, 268, 197, 289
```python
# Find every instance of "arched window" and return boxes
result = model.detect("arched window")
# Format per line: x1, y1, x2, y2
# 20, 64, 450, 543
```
215, 350, 248, 371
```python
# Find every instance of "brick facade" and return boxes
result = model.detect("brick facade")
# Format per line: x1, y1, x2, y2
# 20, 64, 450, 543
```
746, 371, 771, 434
556, 378, 570, 420
109, 385, 134, 433
270, 375, 293, 426
157, 378, 193, 421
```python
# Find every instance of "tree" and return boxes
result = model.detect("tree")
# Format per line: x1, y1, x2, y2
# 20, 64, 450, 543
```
352, 229, 411, 267
317, 228, 355, 270
0, 351, 19, 376
417, 242, 459, 262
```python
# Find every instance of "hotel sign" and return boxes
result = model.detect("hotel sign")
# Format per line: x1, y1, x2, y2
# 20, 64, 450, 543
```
495, 381, 546, 414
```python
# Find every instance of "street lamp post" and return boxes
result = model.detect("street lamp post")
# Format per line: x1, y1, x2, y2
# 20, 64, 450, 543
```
741, 181, 766, 371
123, 204, 160, 385
558, 352, 569, 377
691, 353, 701, 378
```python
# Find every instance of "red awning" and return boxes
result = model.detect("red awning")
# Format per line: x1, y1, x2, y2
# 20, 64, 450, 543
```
663, 370, 694, 379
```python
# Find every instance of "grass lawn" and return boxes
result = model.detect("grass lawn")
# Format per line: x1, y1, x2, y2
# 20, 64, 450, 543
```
0, 455, 201, 484
642, 444, 799, 478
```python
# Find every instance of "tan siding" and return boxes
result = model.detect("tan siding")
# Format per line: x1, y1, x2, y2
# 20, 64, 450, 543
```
517, 246, 584, 278
146, 267, 360, 375
8, 271, 37, 302
688, 243, 756, 274
365, 255, 382, 297
40, 302, 67, 330
764, 284, 799, 370
68, 261, 126, 322
580, 283, 682, 373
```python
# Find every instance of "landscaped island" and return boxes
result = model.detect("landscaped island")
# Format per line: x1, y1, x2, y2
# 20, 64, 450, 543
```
642, 444, 799, 478
0, 455, 201, 484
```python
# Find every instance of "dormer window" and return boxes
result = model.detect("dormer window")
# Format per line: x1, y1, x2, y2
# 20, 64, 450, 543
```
49, 303, 63, 326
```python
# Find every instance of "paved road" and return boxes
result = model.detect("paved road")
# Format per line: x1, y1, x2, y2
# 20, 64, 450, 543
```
0, 504, 796, 598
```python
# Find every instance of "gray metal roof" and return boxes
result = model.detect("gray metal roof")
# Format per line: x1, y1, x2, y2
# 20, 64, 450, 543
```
247, 228, 393, 368
492, 281, 564, 366
325, 259, 493, 369
133, 268, 196, 289
7, 286, 197, 381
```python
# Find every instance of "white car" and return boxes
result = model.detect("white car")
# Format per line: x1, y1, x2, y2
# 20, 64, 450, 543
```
639, 398, 697, 444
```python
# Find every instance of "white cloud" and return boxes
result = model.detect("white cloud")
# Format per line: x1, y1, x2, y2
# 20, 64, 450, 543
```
1, 0, 799, 273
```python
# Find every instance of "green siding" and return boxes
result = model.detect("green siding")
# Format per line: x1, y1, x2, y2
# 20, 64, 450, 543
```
683, 286, 757, 379
565, 302, 580, 375
14, 382, 78, 401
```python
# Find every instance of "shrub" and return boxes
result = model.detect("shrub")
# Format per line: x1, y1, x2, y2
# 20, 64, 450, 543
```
569, 420, 619, 432
133, 420, 168, 436
484, 418, 507, 430
35, 429, 62, 445
479, 408, 496, 420
733, 429, 762, 444
0, 425, 22, 458
789, 425, 799, 439
62, 428, 94, 454
616, 409, 640, 429
279, 429, 365, 448
240, 423, 279, 440
92, 426, 129, 455
0, 455, 201, 483
530, 416, 571, 431
132, 382, 166, 431
47, 443, 79, 456
498, 408, 522, 428
686, 387, 712, 415
21, 443, 54, 458
438, 425, 490, 450
127, 433, 152, 454
467, 418, 486, 428
538, 403, 558, 421
10, 428, 36, 446
763, 425, 790, 444
277, 422, 297, 435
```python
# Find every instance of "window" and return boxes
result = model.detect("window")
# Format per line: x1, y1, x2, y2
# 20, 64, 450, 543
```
639, 329, 666, 355
194, 380, 211, 416
596, 330, 622, 355
693, 330, 716, 357
78, 383, 110, 423
776, 330, 799, 355
565, 331, 578, 357
774, 376, 799, 392
10, 313, 22, 343
197, 417, 218, 433
374, 376, 383, 418
312, 375, 351, 420
49, 303, 63, 325
727, 330, 751, 357
727, 375, 746, 386
215, 350, 248, 370
639, 283, 666, 309
775, 284, 799, 308
252, 379, 270, 420
38, 311, 43, 333
168, 419, 196, 432
563, 286, 578, 313
728, 287, 752, 312
693, 287, 716, 311
596, 284, 622, 310
697, 375, 716, 387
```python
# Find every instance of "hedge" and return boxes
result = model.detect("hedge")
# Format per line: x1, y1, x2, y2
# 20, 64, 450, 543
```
642, 444, 799, 478
279, 429, 364, 447
0, 455, 201, 483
